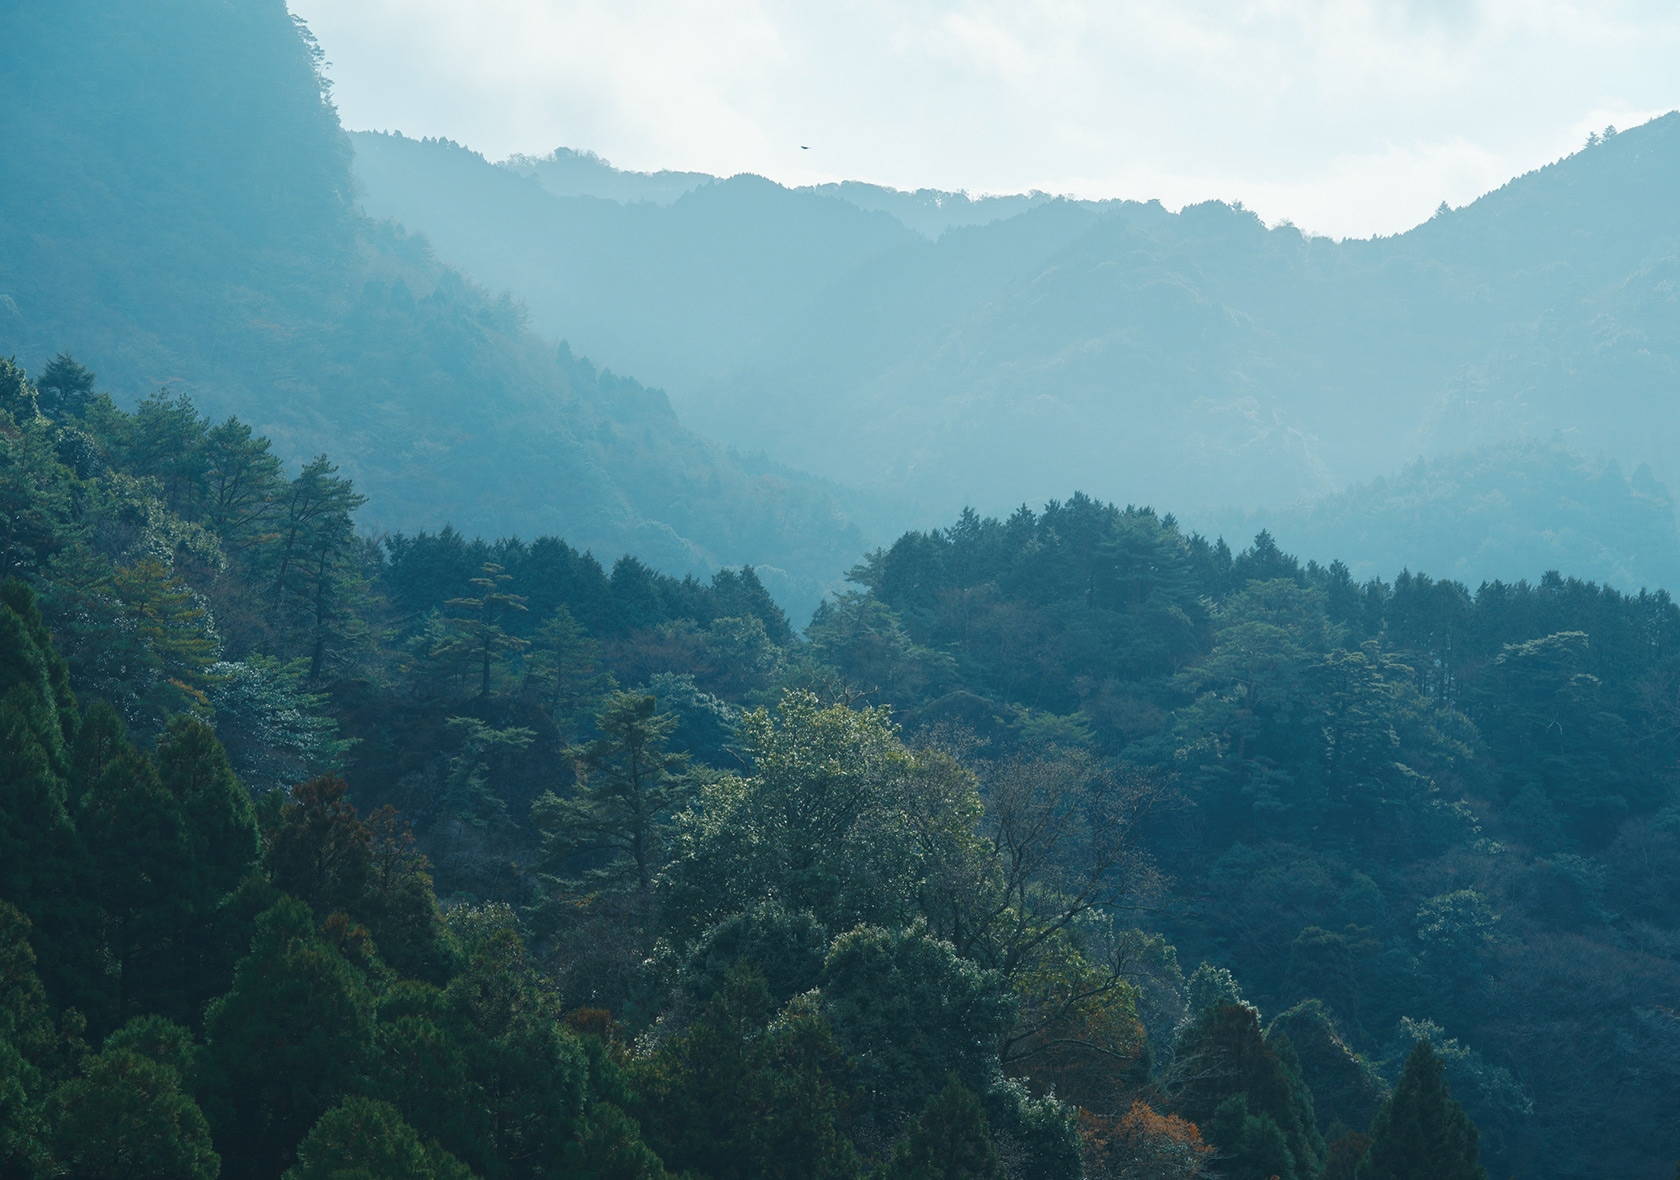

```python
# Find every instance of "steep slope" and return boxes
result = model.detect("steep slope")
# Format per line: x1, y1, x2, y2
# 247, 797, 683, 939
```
0, 0, 866, 611
351, 132, 922, 397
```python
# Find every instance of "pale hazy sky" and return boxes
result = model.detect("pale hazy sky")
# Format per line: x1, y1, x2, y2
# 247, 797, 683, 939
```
287, 0, 1680, 239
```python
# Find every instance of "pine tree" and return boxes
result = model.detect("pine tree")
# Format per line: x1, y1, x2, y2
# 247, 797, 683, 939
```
1355, 1040, 1486, 1180
532, 692, 689, 913
33, 353, 96, 420
434, 561, 529, 698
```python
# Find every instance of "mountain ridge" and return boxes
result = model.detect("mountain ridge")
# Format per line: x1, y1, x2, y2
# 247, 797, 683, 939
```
0, 0, 871, 615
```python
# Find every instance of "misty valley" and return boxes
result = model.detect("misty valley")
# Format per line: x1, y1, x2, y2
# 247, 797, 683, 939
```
2, 3, 1679, 1180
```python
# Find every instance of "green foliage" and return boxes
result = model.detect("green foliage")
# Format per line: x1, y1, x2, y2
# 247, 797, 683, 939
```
1169, 1004, 1323, 1177
1207, 1093, 1298, 1180
636, 965, 860, 1180
679, 903, 828, 1011
0, 579, 97, 1010
821, 925, 1014, 1126
285, 1095, 475, 1180
663, 691, 968, 940
208, 657, 353, 794
884, 1076, 1004, 1180
43, 1041, 220, 1180
1356, 1041, 1487, 1180
0, 902, 56, 1065
35, 353, 97, 421
534, 692, 690, 909
198, 896, 378, 1177
1266, 1001, 1386, 1134
1182, 963, 1245, 1023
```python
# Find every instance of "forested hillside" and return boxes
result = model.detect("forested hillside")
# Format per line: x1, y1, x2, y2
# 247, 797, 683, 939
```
0, 0, 867, 614
352, 117, 1680, 590
3, 361, 1677, 1177
1197, 439, 1680, 593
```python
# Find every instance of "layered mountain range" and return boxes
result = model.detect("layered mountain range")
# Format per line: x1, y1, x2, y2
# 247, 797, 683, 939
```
3, 0, 1678, 606
352, 119, 1680, 590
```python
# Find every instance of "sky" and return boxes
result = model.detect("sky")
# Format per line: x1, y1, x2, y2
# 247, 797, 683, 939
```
287, 0, 1680, 240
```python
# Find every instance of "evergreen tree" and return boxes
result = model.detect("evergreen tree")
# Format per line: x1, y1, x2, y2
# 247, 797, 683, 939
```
34, 353, 96, 420
523, 604, 611, 732
0, 356, 40, 420
533, 692, 689, 913
197, 897, 378, 1177
284, 1096, 473, 1180
1355, 1040, 1486, 1180
200, 416, 285, 555
0, 579, 98, 1010
885, 1076, 1005, 1180
43, 1024, 220, 1180
1170, 1004, 1323, 1177
434, 561, 528, 698
76, 744, 192, 1023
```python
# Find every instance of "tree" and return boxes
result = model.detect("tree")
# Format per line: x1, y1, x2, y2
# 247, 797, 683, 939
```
264, 774, 373, 918
43, 1056, 216, 1180
0, 356, 40, 420
284, 1096, 474, 1180
208, 656, 354, 794
636, 965, 858, 1180
533, 692, 689, 915
1079, 1102, 1211, 1180
76, 744, 193, 1023
1206, 1093, 1297, 1180
663, 690, 968, 940
34, 353, 97, 420
439, 904, 591, 1179
197, 897, 377, 1177
433, 562, 528, 698
1355, 1040, 1487, 1180
270, 455, 366, 681
0, 579, 98, 1010
121, 390, 208, 519
200, 416, 285, 556
0, 408, 76, 580
821, 925, 1014, 1126
42, 547, 220, 742
1168, 1004, 1323, 1178
1266, 1001, 1386, 1136
885, 1076, 1004, 1180
939, 752, 1169, 1089
43, 1022, 219, 1180
523, 604, 611, 732
155, 714, 259, 907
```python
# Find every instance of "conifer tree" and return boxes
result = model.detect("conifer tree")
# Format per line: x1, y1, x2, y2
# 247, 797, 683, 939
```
533, 692, 688, 913
435, 562, 529, 698
34, 353, 96, 420
1355, 1040, 1486, 1180
886, 1076, 1005, 1180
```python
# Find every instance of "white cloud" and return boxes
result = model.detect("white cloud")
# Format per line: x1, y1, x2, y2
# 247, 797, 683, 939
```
290, 0, 1680, 237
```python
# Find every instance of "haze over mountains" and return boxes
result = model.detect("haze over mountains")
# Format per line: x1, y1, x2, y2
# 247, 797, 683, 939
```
0, 0, 866, 612
352, 121, 1680, 593
4, 0, 1679, 607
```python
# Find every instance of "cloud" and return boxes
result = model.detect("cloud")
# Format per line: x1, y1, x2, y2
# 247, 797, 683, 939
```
289, 0, 1680, 237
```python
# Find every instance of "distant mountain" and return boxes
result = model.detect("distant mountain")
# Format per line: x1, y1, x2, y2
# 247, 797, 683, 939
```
350, 118, 1680, 548
0, 0, 869, 614
501, 145, 1059, 236
1194, 439, 1680, 595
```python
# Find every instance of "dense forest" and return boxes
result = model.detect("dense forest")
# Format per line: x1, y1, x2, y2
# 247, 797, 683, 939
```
4, 2, 1680, 1178
4, 355, 1678, 1178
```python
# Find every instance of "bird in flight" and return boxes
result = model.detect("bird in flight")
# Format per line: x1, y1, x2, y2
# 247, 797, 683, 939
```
800, 145, 810, 150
